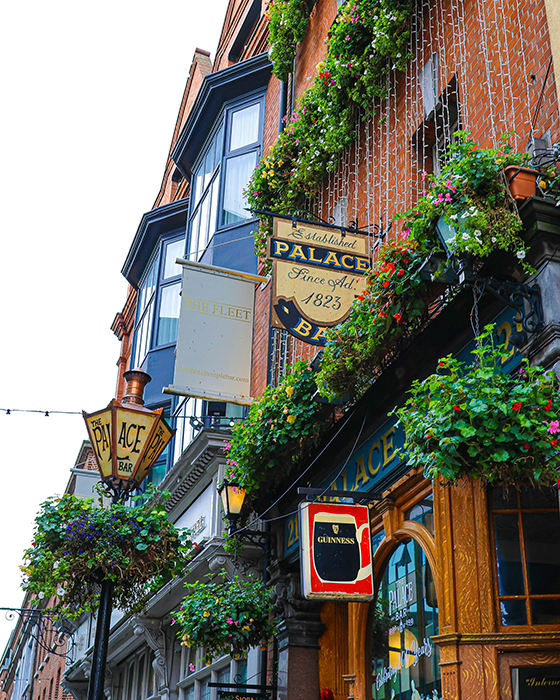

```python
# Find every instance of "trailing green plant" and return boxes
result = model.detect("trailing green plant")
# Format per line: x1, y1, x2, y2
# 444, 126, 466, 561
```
316, 237, 429, 400
401, 131, 531, 267
248, 0, 414, 264
173, 572, 276, 664
21, 488, 193, 618
394, 325, 560, 488
266, 0, 314, 82
223, 361, 327, 500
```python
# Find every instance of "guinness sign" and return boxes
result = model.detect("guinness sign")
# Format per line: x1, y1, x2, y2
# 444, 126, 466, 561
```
299, 502, 374, 600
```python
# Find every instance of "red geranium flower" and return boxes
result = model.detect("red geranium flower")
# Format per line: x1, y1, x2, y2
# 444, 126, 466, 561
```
512, 402, 522, 411
453, 405, 460, 412
397, 269, 405, 276
382, 280, 390, 288
522, 443, 530, 450
545, 399, 553, 412
393, 312, 402, 323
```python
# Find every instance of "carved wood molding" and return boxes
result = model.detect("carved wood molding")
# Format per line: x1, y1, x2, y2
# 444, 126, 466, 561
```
433, 631, 560, 646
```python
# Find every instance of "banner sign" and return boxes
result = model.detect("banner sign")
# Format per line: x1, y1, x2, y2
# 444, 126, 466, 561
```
164, 260, 267, 406
217, 693, 268, 700
299, 502, 374, 600
267, 218, 369, 345
512, 667, 560, 699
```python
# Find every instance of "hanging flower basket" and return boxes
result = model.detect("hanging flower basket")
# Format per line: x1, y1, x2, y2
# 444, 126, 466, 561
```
504, 165, 538, 201
22, 490, 193, 618
315, 237, 430, 400
173, 574, 276, 664
394, 325, 560, 488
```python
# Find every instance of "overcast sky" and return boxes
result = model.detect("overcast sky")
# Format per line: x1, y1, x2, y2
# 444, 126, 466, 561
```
0, 0, 229, 653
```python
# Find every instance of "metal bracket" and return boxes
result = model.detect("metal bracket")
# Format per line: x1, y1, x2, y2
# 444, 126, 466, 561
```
419, 253, 544, 345
0, 608, 75, 658
297, 488, 382, 502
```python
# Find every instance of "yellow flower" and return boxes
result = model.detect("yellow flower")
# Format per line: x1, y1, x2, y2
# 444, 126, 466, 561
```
268, 170, 275, 176
286, 386, 294, 397
287, 415, 296, 424
242, 625, 251, 632
278, 160, 284, 166
316, 61, 325, 72
203, 611, 210, 617
539, 179, 547, 189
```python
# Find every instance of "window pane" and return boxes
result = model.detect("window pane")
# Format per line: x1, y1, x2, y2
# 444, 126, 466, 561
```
214, 122, 224, 168
523, 512, 560, 594
499, 599, 527, 626
492, 487, 517, 510
531, 599, 560, 624
200, 677, 211, 700
157, 283, 181, 346
230, 103, 260, 151
198, 192, 211, 254
494, 513, 525, 596
136, 657, 144, 700
184, 687, 194, 700
520, 488, 558, 509
222, 151, 257, 225
236, 659, 247, 684
209, 175, 220, 240
189, 210, 201, 259
217, 667, 230, 684
163, 239, 184, 279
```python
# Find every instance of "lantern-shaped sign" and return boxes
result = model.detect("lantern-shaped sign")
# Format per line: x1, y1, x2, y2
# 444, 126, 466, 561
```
83, 369, 174, 493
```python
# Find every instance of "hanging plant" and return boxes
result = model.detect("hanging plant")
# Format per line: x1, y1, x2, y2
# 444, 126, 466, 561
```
21, 489, 193, 618
394, 325, 560, 488
266, 0, 314, 82
401, 131, 532, 267
248, 0, 414, 264
224, 361, 328, 501
173, 573, 276, 664
316, 237, 429, 400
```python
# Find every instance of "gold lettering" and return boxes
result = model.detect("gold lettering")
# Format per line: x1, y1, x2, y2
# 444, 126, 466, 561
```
381, 427, 396, 466
354, 456, 370, 489
368, 441, 382, 476
273, 240, 289, 256
311, 326, 328, 343
287, 244, 307, 261
340, 254, 355, 269
355, 257, 370, 272
293, 318, 312, 337
323, 251, 342, 268
307, 247, 323, 263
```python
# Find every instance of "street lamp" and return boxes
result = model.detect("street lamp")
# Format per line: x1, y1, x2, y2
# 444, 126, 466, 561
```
81, 369, 174, 700
218, 478, 247, 535
83, 369, 174, 503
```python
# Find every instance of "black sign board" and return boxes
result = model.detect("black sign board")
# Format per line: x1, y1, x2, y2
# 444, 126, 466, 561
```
513, 666, 560, 699
217, 693, 268, 700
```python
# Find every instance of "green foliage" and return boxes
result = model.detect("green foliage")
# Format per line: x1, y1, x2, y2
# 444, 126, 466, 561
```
22, 490, 193, 618
401, 132, 531, 266
173, 573, 276, 664
224, 361, 327, 500
316, 238, 428, 399
394, 325, 560, 488
266, 0, 314, 82
248, 0, 414, 264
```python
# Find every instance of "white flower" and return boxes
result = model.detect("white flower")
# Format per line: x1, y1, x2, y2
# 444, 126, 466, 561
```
516, 250, 526, 259
469, 206, 477, 213
449, 214, 458, 220
462, 232, 470, 240
474, 230, 481, 236
38, 592, 45, 600
491, 237, 497, 243
53, 561, 60, 570
57, 587, 66, 596
461, 212, 469, 219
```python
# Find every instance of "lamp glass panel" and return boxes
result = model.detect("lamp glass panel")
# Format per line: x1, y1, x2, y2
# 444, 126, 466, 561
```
226, 484, 246, 515
435, 216, 458, 254
135, 417, 174, 486
114, 408, 158, 481
83, 408, 113, 479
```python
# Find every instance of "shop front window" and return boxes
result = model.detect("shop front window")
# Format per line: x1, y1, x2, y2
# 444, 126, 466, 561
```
491, 486, 560, 625
372, 540, 440, 699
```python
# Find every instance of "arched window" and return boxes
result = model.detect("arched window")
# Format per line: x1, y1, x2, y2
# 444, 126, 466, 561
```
371, 539, 441, 699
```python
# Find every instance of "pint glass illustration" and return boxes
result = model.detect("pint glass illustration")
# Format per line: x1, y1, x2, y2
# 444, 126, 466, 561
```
312, 511, 370, 583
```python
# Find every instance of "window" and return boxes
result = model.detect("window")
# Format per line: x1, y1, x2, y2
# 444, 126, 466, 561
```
371, 540, 440, 699
131, 234, 184, 368
491, 487, 560, 626
187, 96, 263, 261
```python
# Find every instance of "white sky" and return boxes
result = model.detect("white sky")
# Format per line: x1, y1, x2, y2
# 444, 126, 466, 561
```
0, 0, 229, 653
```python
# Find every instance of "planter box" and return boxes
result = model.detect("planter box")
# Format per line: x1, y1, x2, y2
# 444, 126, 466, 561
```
504, 165, 538, 201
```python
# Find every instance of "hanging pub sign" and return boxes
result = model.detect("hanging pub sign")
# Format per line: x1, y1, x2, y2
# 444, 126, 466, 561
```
267, 217, 370, 346
164, 260, 267, 406
299, 501, 374, 600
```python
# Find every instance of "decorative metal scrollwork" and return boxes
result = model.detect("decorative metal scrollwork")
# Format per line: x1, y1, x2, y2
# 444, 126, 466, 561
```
1, 607, 75, 658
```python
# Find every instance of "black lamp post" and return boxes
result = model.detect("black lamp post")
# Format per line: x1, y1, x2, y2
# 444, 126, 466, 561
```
82, 369, 175, 700
217, 478, 271, 694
